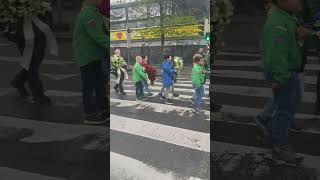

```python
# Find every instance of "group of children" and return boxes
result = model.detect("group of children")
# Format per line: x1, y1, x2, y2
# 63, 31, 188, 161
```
133, 55, 156, 100
133, 53, 207, 113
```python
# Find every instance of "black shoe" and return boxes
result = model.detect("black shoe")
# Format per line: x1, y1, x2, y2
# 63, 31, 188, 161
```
114, 87, 119, 94
98, 111, 108, 119
194, 109, 205, 114
272, 144, 304, 164
32, 96, 52, 105
159, 94, 166, 101
290, 122, 302, 132
164, 99, 173, 104
84, 113, 107, 125
120, 92, 127, 96
138, 96, 147, 100
11, 80, 30, 98
173, 93, 179, 97
211, 102, 222, 112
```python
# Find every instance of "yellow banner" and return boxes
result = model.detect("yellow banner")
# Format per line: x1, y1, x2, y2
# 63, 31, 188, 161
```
110, 31, 127, 41
110, 25, 202, 41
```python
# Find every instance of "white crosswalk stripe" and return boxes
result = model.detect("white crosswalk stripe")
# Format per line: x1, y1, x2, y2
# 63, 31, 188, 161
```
110, 69, 210, 180
212, 54, 320, 129
212, 52, 320, 176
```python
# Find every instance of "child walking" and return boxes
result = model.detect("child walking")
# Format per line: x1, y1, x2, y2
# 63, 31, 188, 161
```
133, 56, 148, 100
141, 55, 156, 96
192, 55, 206, 113
159, 54, 175, 104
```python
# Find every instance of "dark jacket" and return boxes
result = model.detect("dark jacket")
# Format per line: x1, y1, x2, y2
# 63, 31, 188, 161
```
141, 61, 156, 82
5, 12, 52, 54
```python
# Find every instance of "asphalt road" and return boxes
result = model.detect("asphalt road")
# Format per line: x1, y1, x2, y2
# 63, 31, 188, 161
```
212, 52, 320, 180
0, 38, 108, 180
110, 68, 210, 180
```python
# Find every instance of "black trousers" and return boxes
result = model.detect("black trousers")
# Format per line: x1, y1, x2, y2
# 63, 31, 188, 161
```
80, 61, 107, 114
114, 70, 125, 93
13, 24, 46, 98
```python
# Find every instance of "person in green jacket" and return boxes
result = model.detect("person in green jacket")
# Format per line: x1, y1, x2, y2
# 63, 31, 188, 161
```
256, 0, 304, 164
133, 56, 148, 100
73, 0, 109, 125
191, 55, 206, 113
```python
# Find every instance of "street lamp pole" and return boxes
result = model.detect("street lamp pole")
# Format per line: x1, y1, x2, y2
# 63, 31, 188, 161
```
125, 3, 131, 69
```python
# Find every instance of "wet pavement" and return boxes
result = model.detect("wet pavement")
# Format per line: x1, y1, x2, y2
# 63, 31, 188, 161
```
0, 39, 108, 179
212, 52, 320, 180
110, 69, 210, 180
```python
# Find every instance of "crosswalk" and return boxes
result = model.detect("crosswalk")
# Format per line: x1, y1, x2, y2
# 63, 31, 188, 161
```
212, 52, 320, 177
0, 56, 107, 180
110, 68, 210, 180
3, 50, 319, 178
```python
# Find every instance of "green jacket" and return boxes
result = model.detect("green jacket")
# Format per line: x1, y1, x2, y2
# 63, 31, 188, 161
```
73, 4, 109, 67
261, 7, 302, 84
133, 63, 147, 84
192, 64, 204, 88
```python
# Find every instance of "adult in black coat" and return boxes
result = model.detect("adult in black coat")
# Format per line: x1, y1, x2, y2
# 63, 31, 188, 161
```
6, 12, 54, 104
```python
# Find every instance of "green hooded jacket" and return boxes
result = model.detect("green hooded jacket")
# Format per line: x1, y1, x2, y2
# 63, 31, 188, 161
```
192, 64, 204, 88
133, 63, 147, 84
73, 2, 109, 67
261, 7, 302, 84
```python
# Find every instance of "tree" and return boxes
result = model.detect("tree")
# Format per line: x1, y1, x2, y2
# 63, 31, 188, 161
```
130, 0, 209, 54
211, 0, 234, 64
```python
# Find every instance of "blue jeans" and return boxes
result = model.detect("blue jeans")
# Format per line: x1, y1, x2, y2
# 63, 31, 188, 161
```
142, 80, 151, 95
80, 61, 107, 115
135, 81, 144, 98
260, 71, 301, 145
194, 85, 205, 111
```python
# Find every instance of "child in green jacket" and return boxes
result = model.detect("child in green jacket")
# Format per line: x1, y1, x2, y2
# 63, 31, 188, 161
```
192, 56, 206, 113
73, 0, 108, 125
133, 56, 148, 100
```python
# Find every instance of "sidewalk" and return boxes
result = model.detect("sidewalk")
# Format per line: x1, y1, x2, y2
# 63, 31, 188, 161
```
212, 141, 320, 180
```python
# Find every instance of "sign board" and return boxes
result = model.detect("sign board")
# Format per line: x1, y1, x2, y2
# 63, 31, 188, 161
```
110, 24, 202, 41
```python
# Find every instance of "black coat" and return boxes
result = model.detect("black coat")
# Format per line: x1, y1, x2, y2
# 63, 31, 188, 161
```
4, 12, 53, 54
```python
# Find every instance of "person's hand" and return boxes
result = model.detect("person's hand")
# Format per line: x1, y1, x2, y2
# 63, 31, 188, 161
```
202, 70, 207, 74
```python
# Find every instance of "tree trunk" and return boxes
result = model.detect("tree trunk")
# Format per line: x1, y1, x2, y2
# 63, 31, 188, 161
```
159, 1, 165, 54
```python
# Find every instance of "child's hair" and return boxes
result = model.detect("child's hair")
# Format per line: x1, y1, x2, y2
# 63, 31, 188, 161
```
115, 48, 121, 54
193, 54, 203, 63
136, 56, 142, 62
194, 55, 203, 63
163, 54, 171, 60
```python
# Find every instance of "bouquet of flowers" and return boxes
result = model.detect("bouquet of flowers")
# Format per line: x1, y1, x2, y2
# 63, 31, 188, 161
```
203, 50, 210, 70
0, 0, 51, 34
110, 55, 126, 72
172, 56, 184, 83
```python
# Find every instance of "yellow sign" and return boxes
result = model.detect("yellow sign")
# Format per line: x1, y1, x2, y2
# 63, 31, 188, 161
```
110, 31, 127, 41
110, 25, 202, 41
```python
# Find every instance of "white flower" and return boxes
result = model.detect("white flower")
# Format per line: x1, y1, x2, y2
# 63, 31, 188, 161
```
0, 0, 52, 33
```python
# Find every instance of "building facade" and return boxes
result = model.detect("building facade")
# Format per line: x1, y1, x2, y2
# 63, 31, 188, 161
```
110, 0, 210, 64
